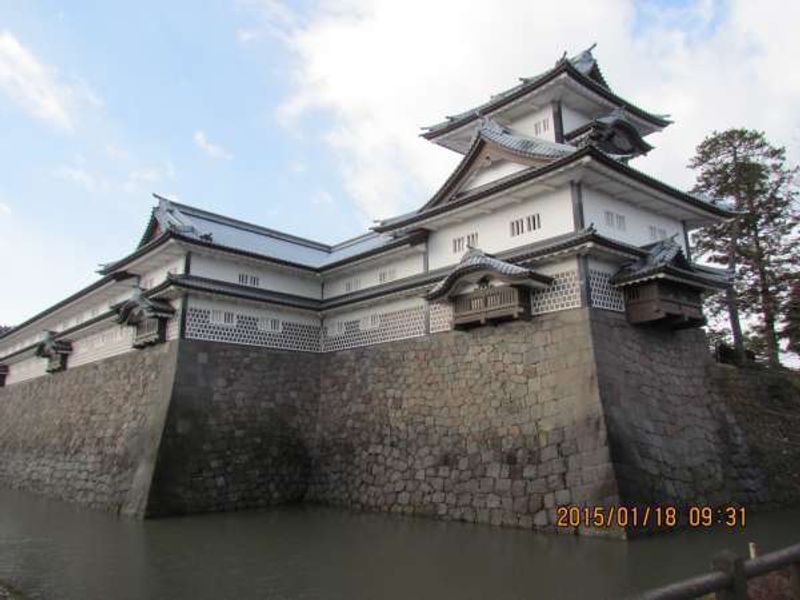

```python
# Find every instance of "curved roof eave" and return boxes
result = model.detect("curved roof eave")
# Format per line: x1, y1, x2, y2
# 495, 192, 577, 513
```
421, 62, 671, 141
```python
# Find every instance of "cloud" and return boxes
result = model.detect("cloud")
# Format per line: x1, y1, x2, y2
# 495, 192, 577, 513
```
311, 190, 334, 205
193, 130, 233, 160
54, 164, 100, 192
0, 30, 99, 132
236, 29, 258, 43
258, 0, 800, 221
0, 201, 10, 216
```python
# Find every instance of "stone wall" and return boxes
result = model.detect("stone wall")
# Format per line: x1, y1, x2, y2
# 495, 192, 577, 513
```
709, 364, 800, 508
0, 342, 178, 515
590, 310, 770, 513
1, 307, 796, 536
308, 309, 623, 535
145, 339, 320, 515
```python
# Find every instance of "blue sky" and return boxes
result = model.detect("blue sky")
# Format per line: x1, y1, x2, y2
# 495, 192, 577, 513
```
1, 0, 798, 325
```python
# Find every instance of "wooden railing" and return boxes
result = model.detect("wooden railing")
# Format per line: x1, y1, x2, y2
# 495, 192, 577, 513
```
629, 542, 800, 600
452, 286, 525, 327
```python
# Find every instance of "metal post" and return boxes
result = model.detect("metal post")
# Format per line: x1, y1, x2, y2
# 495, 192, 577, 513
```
712, 551, 748, 600
788, 562, 800, 600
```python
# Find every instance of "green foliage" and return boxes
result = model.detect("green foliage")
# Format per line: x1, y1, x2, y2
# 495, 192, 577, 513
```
689, 129, 800, 366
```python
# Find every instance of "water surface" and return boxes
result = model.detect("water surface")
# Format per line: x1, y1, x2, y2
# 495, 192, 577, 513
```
1, 489, 799, 600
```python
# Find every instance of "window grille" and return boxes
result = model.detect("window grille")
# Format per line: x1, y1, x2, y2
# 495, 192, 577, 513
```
615, 214, 626, 231
379, 268, 396, 284
345, 278, 361, 293
257, 317, 282, 332
526, 214, 541, 231
466, 232, 479, 247
510, 218, 525, 237
238, 273, 260, 287
604, 210, 614, 227
452, 237, 465, 254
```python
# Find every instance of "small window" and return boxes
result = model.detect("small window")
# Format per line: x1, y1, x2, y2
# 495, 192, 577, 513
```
466, 232, 479, 248
604, 210, 615, 227
378, 268, 396, 284
616, 214, 626, 231
238, 273, 260, 287
361, 314, 381, 330
526, 214, 541, 231
648, 225, 657, 240
210, 310, 236, 326
345, 278, 361, 293
452, 237, 465, 254
257, 317, 282, 332
657, 228, 667, 239
510, 218, 525, 237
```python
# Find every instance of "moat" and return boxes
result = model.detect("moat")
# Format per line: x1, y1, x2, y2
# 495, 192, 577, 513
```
1, 489, 799, 600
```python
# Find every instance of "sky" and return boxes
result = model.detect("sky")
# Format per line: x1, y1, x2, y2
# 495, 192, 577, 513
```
1, 0, 799, 325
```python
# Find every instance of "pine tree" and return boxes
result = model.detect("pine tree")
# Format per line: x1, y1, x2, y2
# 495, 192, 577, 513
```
688, 129, 799, 367
781, 280, 800, 355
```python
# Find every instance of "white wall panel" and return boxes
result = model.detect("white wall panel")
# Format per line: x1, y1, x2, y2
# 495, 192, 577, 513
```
582, 187, 685, 251
191, 254, 321, 298
427, 186, 573, 271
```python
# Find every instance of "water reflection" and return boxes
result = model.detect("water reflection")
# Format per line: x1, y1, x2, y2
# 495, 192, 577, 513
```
1, 489, 799, 600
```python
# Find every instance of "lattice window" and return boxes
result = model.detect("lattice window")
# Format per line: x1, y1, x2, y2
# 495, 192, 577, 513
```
238, 273, 260, 287
185, 308, 321, 352
589, 270, 625, 312
530, 271, 581, 315
322, 305, 425, 352
378, 268, 396, 284
429, 301, 454, 333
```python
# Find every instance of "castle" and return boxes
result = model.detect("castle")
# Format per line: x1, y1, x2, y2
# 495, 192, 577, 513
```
0, 47, 786, 537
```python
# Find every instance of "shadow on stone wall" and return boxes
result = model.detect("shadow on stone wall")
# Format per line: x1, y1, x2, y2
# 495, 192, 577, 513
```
145, 339, 319, 516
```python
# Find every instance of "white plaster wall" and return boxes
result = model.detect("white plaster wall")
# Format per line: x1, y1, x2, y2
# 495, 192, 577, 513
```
533, 257, 579, 277
506, 105, 554, 141
463, 160, 527, 191
4, 355, 47, 385
582, 187, 686, 251
69, 324, 136, 369
190, 254, 321, 298
324, 253, 425, 299
324, 297, 425, 336
427, 186, 574, 271
188, 296, 320, 327
139, 256, 185, 290
166, 297, 182, 341
562, 105, 591, 133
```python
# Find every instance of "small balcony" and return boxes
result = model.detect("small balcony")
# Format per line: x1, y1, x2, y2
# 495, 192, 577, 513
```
133, 317, 166, 348
623, 281, 705, 328
452, 285, 530, 328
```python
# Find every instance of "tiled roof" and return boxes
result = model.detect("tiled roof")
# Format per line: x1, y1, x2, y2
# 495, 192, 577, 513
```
427, 248, 552, 300
479, 119, 575, 159
611, 239, 729, 287
150, 197, 400, 269
422, 46, 670, 137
